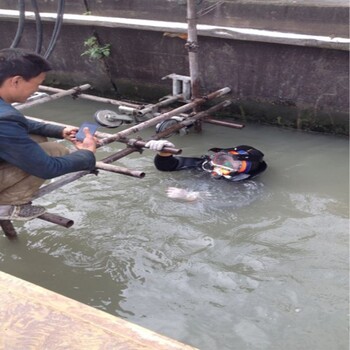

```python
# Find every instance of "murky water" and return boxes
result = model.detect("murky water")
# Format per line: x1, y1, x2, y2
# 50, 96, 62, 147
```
1, 97, 349, 350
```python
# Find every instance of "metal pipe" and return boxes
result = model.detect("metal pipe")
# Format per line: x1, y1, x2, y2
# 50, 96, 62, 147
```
16, 84, 91, 110
96, 161, 145, 178
154, 99, 233, 138
38, 212, 74, 228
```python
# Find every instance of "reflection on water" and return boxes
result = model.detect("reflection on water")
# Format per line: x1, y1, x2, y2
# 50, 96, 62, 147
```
0, 97, 349, 350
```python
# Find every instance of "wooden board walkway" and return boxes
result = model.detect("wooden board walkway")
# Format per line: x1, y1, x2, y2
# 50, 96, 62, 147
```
0, 271, 198, 350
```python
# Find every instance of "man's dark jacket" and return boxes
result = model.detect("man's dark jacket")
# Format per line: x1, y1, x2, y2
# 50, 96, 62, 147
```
0, 98, 95, 179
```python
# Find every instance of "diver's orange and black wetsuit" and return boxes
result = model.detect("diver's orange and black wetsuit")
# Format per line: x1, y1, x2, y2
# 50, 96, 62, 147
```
154, 145, 267, 182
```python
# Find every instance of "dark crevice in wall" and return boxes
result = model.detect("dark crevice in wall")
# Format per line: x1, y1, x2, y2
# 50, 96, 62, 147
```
83, 0, 90, 13
93, 30, 119, 94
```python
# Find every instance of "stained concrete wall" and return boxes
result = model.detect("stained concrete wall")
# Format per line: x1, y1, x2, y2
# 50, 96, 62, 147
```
0, 0, 348, 134
1, 0, 348, 36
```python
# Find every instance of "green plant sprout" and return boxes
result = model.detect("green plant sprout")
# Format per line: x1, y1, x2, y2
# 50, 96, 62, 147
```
81, 36, 111, 60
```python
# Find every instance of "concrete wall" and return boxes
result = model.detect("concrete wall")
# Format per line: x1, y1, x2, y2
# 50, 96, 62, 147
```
1, 0, 348, 36
0, 0, 348, 134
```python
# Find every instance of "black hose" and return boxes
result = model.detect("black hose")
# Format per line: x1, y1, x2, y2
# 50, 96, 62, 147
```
44, 0, 65, 59
30, 0, 43, 54
10, 0, 25, 48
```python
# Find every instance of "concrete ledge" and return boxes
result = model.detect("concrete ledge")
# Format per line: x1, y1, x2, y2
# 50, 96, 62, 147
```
1, 0, 348, 37
0, 10, 348, 51
0, 271, 197, 349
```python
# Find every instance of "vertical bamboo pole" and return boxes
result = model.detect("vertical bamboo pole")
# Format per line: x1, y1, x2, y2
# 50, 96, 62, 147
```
0, 220, 17, 238
186, 0, 202, 131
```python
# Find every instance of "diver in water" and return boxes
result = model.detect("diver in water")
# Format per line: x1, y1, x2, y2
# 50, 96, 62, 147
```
146, 139, 267, 182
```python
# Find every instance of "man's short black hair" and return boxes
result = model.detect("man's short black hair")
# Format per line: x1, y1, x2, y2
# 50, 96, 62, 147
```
0, 48, 52, 86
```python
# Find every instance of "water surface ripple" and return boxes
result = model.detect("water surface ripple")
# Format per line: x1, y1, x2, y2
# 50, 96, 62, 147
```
1, 98, 348, 350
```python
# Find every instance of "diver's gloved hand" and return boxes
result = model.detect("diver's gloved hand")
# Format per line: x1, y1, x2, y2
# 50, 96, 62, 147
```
145, 140, 175, 151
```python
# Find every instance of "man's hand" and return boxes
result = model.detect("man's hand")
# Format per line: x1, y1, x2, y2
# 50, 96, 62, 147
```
73, 128, 97, 153
145, 140, 175, 151
62, 126, 78, 142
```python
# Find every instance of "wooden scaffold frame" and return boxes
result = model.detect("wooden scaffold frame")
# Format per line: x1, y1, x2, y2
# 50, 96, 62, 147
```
1, 0, 245, 238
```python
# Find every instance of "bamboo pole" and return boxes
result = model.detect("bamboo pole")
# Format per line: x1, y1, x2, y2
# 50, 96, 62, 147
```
187, 0, 200, 100
187, 0, 202, 132
32, 158, 144, 201
34, 134, 182, 200
154, 100, 233, 138
15, 84, 91, 110
39, 85, 142, 109
97, 147, 138, 164
135, 95, 182, 117
38, 85, 183, 117
25, 116, 182, 155
33, 170, 92, 200
203, 117, 244, 129
0, 220, 17, 238
33, 147, 145, 200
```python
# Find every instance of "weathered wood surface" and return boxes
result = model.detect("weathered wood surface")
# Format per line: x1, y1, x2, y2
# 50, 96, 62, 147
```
0, 271, 198, 350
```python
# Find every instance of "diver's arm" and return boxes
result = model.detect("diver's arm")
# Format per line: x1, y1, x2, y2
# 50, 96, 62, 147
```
154, 153, 180, 171
154, 153, 204, 171
146, 139, 204, 171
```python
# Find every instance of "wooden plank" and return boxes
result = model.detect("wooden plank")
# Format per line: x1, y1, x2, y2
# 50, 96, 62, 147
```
0, 271, 198, 350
